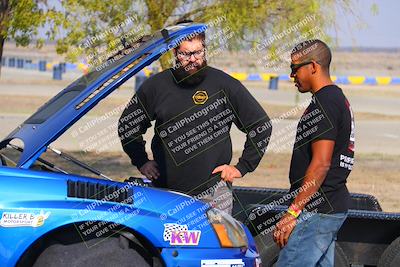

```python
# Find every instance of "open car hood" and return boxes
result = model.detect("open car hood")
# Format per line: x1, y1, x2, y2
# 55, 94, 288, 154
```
0, 23, 206, 168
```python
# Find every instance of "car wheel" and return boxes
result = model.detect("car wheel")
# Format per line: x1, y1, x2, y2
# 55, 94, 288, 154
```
378, 236, 400, 267
254, 232, 279, 267
334, 243, 349, 267
33, 236, 150, 267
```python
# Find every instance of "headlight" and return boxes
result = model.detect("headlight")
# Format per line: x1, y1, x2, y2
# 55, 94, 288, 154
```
207, 208, 248, 248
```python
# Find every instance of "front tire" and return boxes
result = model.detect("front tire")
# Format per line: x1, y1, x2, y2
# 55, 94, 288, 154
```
378, 236, 400, 267
33, 236, 150, 267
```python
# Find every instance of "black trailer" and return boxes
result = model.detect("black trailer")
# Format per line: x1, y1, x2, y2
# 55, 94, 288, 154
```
232, 186, 400, 267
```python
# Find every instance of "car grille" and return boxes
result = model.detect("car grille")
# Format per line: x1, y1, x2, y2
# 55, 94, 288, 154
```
67, 180, 133, 204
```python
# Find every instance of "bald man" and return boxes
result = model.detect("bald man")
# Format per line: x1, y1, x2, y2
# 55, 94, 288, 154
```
273, 39, 355, 266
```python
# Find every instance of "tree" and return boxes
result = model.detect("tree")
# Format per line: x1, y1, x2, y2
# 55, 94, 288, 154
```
0, 0, 65, 76
1, 0, 355, 74
59, 0, 354, 71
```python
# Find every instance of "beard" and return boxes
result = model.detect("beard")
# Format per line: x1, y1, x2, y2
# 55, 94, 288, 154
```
171, 59, 208, 87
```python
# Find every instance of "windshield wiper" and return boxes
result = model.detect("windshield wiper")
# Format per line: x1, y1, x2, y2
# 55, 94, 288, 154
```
8, 144, 68, 174
47, 146, 112, 181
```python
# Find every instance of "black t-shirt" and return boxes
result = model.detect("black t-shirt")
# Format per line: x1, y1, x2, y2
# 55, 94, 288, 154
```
118, 66, 272, 194
289, 85, 355, 213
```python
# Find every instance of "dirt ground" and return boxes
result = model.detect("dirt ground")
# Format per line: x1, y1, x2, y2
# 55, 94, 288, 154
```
1, 91, 400, 122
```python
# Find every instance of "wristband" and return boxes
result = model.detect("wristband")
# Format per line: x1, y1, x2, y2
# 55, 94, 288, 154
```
287, 209, 300, 218
287, 204, 302, 218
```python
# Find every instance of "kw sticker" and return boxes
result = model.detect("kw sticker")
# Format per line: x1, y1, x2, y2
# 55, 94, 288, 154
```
163, 223, 201, 246
193, 90, 208, 105
0, 210, 50, 228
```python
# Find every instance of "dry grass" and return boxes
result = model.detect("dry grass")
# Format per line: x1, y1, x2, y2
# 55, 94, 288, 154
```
0, 93, 130, 116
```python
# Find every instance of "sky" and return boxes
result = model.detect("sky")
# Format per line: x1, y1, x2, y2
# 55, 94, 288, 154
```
46, 0, 398, 48
328, 0, 399, 48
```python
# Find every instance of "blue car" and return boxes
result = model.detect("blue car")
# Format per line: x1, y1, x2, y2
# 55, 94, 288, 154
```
0, 23, 261, 267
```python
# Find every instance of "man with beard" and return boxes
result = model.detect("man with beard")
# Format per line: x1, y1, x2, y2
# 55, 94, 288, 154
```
273, 39, 355, 266
118, 23, 271, 214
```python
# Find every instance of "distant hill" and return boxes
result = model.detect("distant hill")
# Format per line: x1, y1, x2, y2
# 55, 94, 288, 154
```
333, 47, 400, 53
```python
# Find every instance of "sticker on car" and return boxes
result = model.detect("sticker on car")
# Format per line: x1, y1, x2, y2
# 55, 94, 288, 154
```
163, 223, 201, 245
0, 210, 50, 228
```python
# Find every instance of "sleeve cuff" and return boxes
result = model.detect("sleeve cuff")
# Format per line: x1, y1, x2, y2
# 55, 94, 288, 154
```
132, 156, 150, 169
235, 162, 249, 177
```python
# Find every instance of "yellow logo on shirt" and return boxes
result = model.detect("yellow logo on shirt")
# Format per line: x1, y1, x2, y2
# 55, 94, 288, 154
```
193, 91, 208, 105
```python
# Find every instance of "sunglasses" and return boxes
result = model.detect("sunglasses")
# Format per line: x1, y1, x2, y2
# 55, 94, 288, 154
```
290, 61, 313, 75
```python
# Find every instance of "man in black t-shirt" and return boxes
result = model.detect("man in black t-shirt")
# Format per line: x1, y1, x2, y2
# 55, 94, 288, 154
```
274, 39, 355, 267
118, 27, 272, 215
